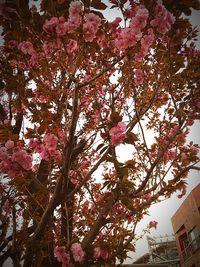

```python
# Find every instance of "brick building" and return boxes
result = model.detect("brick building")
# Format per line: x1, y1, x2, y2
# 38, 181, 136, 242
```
171, 184, 200, 267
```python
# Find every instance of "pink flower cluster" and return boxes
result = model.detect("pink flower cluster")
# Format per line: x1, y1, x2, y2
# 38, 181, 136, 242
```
67, 39, 78, 54
115, 5, 149, 51
43, 38, 63, 56
143, 193, 151, 202
151, 0, 175, 34
134, 69, 145, 85
18, 41, 35, 55
0, 140, 32, 178
94, 247, 109, 260
131, 4, 149, 30
109, 122, 126, 146
70, 243, 85, 263
69, 170, 78, 185
135, 28, 155, 61
109, 17, 122, 33
43, 1, 82, 36
65, 0, 82, 33
43, 16, 66, 36
163, 149, 176, 164
54, 246, 72, 267
83, 13, 101, 42
177, 183, 187, 199
18, 41, 38, 67
69, 159, 90, 184
149, 220, 158, 229
29, 133, 62, 161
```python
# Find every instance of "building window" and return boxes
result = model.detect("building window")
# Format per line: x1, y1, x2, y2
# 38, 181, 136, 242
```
189, 227, 199, 241
178, 232, 192, 261
179, 232, 189, 251
188, 227, 200, 253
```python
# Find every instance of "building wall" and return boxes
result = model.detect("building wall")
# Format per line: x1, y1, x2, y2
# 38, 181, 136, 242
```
171, 184, 200, 267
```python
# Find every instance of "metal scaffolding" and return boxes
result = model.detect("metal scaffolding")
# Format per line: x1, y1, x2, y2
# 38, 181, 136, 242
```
146, 234, 180, 267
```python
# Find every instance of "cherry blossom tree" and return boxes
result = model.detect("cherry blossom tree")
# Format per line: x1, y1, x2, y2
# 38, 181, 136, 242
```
0, 0, 200, 266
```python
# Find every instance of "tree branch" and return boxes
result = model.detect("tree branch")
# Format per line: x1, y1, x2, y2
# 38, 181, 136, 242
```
78, 54, 126, 89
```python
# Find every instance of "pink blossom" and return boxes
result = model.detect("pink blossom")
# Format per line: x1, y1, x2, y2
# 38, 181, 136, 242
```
38, 95, 47, 103
83, 13, 101, 42
144, 193, 151, 202
18, 41, 35, 55
71, 243, 85, 263
43, 133, 58, 150
149, 220, 158, 229
65, 1, 82, 33
150, 0, 175, 34
56, 22, 67, 36
43, 17, 59, 32
109, 122, 126, 146
29, 139, 39, 149
34, 143, 45, 153
100, 249, 109, 260
7, 40, 18, 48
141, 28, 154, 52
0, 145, 32, 178
131, 5, 149, 30
59, 16, 65, 23
64, 18, 80, 33
21, 155, 32, 170
40, 147, 50, 161
18, 61, 27, 70
114, 5, 148, 51
177, 185, 187, 199
67, 39, 78, 54
44, 80, 51, 87
135, 28, 155, 61
0, 147, 8, 161
43, 41, 56, 55
69, 1, 82, 16
93, 247, 101, 259
109, 17, 122, 32
114, 28, 135, 51
12, 149, 32, 170
69, 170, 79, 185
73, 214, 79, 222
48, 149, 62, 161
134, 69, 144, 85
57, 128, 65, 144
5, 140, 14, 149
94, 247, 109, 260
54, 246, 72, 267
